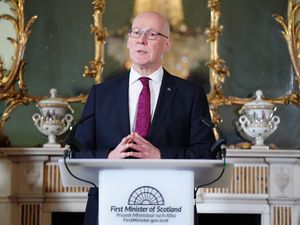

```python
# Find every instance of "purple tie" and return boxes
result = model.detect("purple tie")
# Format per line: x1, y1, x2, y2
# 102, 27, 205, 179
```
135, 77, 151, 138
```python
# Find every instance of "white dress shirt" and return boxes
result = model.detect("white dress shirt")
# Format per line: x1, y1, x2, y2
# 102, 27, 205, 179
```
128, 67, 164, 133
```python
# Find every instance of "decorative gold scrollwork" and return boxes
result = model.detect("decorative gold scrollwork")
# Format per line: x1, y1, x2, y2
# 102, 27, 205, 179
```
206, 0, 300, 148
206, 0, 230, 124
273, 0, 300, 104
0, 0, 107, 144
0, 0, 39, 143
207, 0, 300, 125
273, 1, 300, 85
83, 0, 109, 84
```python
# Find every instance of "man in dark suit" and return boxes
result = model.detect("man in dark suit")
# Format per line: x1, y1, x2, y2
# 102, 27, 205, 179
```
74, 11, 216, 225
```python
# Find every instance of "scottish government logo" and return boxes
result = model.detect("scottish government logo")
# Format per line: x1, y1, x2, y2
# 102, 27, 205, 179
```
110, 186, 183, 223
128, 186, 165, 206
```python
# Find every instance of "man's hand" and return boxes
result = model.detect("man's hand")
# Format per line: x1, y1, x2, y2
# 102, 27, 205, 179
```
128, 132, 161, 159
108, 133, 161, 159
107, 135, 133, 159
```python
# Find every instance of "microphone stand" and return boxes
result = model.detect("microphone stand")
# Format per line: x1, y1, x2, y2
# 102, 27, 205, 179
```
194, 123, 227, 225
63, 145, 98, 189
63, 115, 98, 189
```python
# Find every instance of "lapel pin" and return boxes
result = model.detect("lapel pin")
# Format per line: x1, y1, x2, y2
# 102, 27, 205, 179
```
167, 87, 171, 91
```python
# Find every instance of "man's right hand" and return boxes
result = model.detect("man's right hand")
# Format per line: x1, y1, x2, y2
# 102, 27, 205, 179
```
107, 135, 133, 159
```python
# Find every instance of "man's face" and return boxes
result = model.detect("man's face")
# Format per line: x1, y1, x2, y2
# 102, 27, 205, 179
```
127, 13, 171, 72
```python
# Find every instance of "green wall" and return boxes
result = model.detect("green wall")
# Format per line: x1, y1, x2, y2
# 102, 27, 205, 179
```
3, 0, 299, 149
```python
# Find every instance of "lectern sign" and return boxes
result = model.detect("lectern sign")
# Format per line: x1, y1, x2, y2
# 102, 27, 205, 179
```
109, 185, 183, 223
98, 170, 194, 225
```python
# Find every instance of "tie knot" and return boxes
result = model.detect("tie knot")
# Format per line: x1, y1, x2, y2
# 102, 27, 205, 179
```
139, 77, 150, 86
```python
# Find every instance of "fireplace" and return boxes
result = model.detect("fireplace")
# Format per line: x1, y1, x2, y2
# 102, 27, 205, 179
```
196, 213, 261, 225
51, 212, 84, 225
50, 212, 261, 225
0, 147, 299, 225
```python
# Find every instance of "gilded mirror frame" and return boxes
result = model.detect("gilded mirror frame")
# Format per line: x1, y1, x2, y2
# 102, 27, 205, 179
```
0, 0, 107, 142
0, 0, 299, 147
207, 0, 300, 123
206, 0, 300, 148
0, 0, 38, 142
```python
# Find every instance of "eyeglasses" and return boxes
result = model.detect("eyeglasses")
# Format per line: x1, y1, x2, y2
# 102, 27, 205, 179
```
128, 28, 168, 40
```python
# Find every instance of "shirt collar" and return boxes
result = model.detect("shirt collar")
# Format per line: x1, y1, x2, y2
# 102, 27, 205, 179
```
129, 67, 164, 85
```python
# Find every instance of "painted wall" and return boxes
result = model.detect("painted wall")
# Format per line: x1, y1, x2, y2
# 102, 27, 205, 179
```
2, 0, 299, 150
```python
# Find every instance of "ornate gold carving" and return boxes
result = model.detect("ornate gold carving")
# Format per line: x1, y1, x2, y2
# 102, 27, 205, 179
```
0, 59, 5, 79
83, 0, 109, 83
273, 0, 300, 88
272, 0, 300, 108
206, 0, 230, 124
206, 0, 259, 127
0, 0, 99, 143
0, 0, 39, 142
207, 0, 300, 111
0, 1, 37, 91
205, 0, 300, 148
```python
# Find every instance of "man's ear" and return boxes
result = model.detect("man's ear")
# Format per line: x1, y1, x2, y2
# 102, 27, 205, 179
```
163, 38, 172, 53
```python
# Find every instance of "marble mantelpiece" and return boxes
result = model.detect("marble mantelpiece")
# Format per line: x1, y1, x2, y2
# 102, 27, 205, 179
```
0, 147, 299, 225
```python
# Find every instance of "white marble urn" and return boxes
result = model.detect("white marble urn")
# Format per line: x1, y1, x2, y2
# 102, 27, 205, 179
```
238, 90, 280, 149
32, 88, 74, 147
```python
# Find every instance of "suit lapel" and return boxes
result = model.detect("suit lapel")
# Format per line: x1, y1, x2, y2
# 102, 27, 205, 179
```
148, 71, 176, 138
115, 72, 131, 136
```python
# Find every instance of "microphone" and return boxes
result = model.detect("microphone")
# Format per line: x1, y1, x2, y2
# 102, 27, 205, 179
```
194, 118, 227, 193
211, 138, 227, 159
63, 113, 98, 189
64, 113, 95, 159
201, 117, 226, 159
194, 117, 226, 225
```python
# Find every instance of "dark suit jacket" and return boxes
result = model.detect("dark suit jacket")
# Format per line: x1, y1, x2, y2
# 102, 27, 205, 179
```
75, 69, 216, 159
73, 69, 216, 225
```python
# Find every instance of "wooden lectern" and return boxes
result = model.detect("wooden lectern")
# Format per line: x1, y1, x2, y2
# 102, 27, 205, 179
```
58, 159, 233, 225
